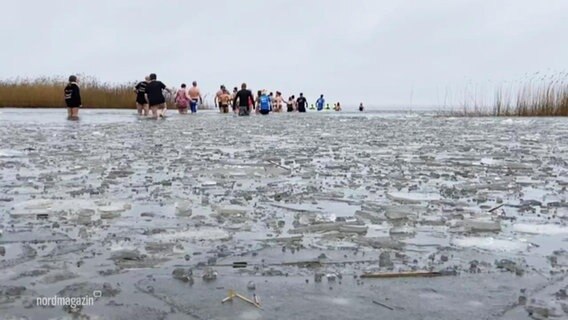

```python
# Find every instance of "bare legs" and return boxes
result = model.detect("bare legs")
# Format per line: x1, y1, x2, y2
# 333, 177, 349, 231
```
137, 103, 149, 116
67, 107, 79, 120
150, 104, 167, 119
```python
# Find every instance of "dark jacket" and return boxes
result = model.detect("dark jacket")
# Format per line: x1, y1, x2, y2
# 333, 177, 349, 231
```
64, 83, 82, 108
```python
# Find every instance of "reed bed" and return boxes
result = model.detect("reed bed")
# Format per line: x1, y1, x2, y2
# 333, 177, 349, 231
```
444, 72, 568, 117
0, 75, 213, 109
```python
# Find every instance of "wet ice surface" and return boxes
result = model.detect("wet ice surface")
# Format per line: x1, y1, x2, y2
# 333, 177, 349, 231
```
1, 109, 568, 319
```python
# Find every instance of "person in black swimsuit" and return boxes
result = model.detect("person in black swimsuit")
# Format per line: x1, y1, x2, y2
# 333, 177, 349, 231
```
144, 73, 171, 119
134, 76, 150, 116
296, 93, 307, 113
64, 75, 82, 120
231, 87, 238, 113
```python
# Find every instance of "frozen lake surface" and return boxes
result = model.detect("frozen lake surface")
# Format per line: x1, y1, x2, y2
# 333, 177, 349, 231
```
0, 108, 567, 319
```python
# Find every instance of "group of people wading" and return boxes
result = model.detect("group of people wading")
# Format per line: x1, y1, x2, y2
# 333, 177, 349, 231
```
64, 74, 365, 120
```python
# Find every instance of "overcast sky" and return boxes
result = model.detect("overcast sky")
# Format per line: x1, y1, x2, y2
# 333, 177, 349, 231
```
2, 0, 567, 107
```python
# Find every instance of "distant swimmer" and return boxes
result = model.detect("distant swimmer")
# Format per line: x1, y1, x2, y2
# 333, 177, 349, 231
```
218, 88, 231, 114
334, 102, 341, 111
64, 75, 82, 120
316, 94, 325, 111
187, 81, 202, 114
174, 83, 190, 114
296, 93, 307, 113
233, 83, 254, 116
290, 95, 297, 112
359, 102, 364, 112
309, 104, 316, 110
134, 76, 150, 116
325, 103, 331, 110
214, 85, 226, 112
275, 92, 284, 112
258, 90, 272, 115
255, 90, 262, 113
286, 96, 294, 112
231, 87, 238, 113
144, 73, 171, 119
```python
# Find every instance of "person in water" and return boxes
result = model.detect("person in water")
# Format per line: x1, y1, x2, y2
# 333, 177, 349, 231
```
233, 83, 254, 116
214, 85, 226, 112
144, 73, 171, 119
255, 90, 262, 113
316, 94, 325, 111
174, 83, 190, 114
218, 88, 231, 114
359, 102, 364, 112
296, 93, 307, 113
134, 76, 150, 116
258, 90, 272, 115
64, 75, 82, 119
334, 102, 342, 111
286, 96, 294, 112
268, 92, 277, 112
274, 92, 284, 112
187, 81, 202, 114
231, 87, 238, 113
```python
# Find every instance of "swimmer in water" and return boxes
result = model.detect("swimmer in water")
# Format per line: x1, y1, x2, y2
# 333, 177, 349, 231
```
231, 87, 238, 113
214, 85, 225, 112
274, 92, 284, 112
296, 93, 307, 113
334, 102, 341, 111
174, 83, 190, 114
316, 94, 325, 111
359, 102, 364, 112
144, 73, 172, 119
64, 75, 81, 120
187, 81, 202, 114
255, 90, 262, 113
258, 90, 272, 115
134, 76, 150, 116
218, 88, 231, 114
233, 83, 254, 116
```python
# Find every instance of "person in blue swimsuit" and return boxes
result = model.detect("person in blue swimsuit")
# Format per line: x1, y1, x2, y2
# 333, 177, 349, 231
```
316, 94, 325, 111
258, 90, 272, 115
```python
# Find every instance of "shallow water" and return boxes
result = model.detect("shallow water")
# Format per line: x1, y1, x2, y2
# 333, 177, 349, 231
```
0, 108, 567, 319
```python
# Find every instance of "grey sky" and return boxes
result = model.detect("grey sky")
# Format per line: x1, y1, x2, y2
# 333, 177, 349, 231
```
2, 0, 567, 107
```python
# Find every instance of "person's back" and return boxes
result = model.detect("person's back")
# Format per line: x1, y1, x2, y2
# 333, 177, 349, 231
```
316, 96, 325, 111
234, 83, 253, 116
175, 84, 189, 113
135, 81, 147, 103
219, 91, 231, 113
297, 94, 307, 113
64, 82, 81, 108
146, 80, 166, 106
188, 86, 200, 100
259, 94, 271, 114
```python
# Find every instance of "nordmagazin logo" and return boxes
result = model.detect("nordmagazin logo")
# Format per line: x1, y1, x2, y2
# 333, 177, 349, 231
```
36, 290, 99, 311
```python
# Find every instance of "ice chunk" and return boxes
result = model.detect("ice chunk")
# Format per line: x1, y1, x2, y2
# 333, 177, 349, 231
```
463, 218, 501, 232
452, 237, 527, 252
387, 192, 441, 204
513, 224, 568, 235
